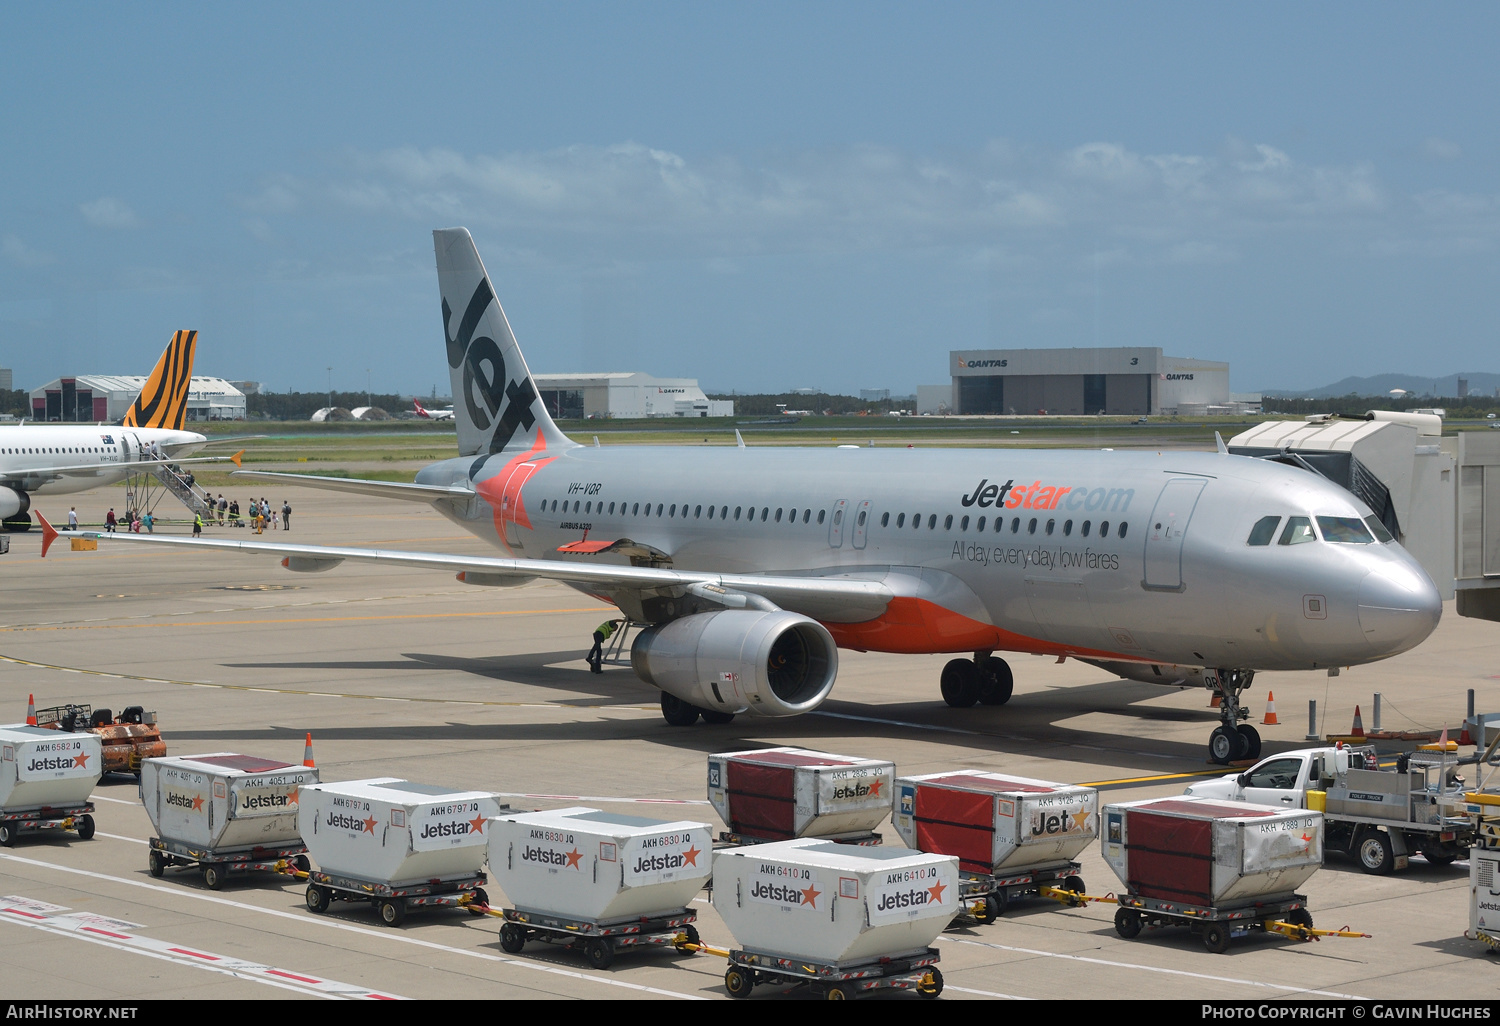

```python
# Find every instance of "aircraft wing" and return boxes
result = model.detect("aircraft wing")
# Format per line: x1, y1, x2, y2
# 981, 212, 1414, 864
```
229, 470, 475, 503
1, 452, 244, 488
40, 518, 893, 623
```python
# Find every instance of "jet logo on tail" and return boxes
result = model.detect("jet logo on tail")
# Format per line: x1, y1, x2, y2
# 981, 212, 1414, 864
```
442, 280, 539, 463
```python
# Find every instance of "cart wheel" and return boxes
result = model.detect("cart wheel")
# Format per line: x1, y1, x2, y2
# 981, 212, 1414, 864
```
76, 815, 95, 841
378, 900, 406, 927
1286, 908, 1314, 930
1114, 907, 1143, 939
0, 823, 15, 848
724, 966, 754, 999
1063, 875, 1085, 895
972, 894, 1001, 923
294, 854, 311, 873
825, 983, 852, 1000
1356, 830, 1395, 875
584, 937, 614, 970
499, 922, 526, 954
916, 966, 944, 999
306, 885, 330, 914
467, 887, 489, 916
676, 923, 701, 951
202, 864, 224, 890
148, 850, 166, 878
1202, 922, 1231, 954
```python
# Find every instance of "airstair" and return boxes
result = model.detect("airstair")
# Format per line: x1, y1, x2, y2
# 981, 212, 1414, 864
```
122, 460, 216, 521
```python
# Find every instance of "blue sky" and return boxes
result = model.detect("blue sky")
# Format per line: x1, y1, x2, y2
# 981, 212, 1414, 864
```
2, 3, 1496, 397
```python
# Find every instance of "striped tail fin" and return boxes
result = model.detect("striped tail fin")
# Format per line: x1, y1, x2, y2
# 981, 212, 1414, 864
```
122, 330, 197, 429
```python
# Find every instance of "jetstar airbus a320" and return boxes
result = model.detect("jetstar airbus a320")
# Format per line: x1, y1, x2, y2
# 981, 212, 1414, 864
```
45, 228, 1443, 764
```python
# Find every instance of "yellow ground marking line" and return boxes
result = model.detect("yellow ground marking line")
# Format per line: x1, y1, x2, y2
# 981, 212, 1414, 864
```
1079, 769, 1228, 787
0, 607, 607, 632
0, 652, 659, 711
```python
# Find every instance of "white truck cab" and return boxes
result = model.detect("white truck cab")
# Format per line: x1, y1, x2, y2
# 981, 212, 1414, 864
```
1185, 746, 1377, 808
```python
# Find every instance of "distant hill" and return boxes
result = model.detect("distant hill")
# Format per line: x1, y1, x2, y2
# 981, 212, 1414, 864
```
1263, 372, 1500, 399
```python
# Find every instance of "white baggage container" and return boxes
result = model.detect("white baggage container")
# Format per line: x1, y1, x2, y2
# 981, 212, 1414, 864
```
1101, 796, 1323, 907
141, 753, 319, 852
299, 778, 502, 886
708, 747, 895, 841
0, 725, 103, 812
489, 807, 712, 921
892, 770, 1097, 875
713, 838, 959, 964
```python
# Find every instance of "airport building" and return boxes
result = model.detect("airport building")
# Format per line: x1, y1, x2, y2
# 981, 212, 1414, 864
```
936, 347, 1231, 416
29, 374, 247, 421
532, 372, 733, 419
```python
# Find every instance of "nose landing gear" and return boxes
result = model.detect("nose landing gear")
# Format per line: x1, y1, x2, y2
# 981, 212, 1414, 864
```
940, 652, 1014, 708
1206, 669, 1261, 765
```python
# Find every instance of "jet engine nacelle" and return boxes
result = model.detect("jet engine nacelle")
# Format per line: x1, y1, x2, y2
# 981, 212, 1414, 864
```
631, 609, 838, 717
0, 487, 31, 522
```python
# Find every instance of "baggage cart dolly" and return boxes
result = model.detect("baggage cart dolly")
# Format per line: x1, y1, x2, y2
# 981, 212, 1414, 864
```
1111, 892, 1370, 954
299, 868, 489, 927
0, 803, 94, 847
957, 862, 1084, 922
716, 829, 882, 848
147, 837, 309, 890
718, 946, 943, 1001
493, 906, 700, 970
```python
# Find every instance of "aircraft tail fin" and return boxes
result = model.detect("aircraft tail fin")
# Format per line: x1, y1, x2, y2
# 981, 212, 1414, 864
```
432, 228, 576, 462
122, 330, 197, 429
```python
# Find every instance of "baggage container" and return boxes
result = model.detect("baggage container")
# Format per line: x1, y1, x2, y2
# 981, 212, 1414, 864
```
489, 807, 712, 922
1101, 796, 1323, 907
713, 837, 959, 965
141, 753, 318, 852
892, 770, 1097, 874
299, 778, 502, 886
0, 725, 103, 812
708, 747, 894, 843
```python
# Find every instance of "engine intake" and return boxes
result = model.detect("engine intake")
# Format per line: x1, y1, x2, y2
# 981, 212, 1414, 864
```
0, 487, 31, 523
631, 609, 838, 717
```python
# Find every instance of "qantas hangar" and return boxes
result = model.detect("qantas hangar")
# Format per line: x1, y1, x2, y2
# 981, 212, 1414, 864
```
942, 346, 1231, 416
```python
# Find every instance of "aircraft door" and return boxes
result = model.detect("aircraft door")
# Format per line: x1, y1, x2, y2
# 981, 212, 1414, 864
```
1142, 476, 1206, 591
851, 500, 872, 549
828, 499, 847, 548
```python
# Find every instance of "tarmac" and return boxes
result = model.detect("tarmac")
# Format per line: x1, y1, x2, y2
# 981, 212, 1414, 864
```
1, 483, 1498, 1001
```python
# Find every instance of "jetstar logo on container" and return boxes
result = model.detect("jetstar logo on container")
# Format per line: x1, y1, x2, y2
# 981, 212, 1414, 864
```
166, 791, 204, 812
239, 791, 294, 811
830, 779, 883, 801
26, 751, 90, 772
749, 879, 822, 909
326, 811, 377, 834
869, 866, 949, 922
522, 844, 583, 869
632, 845, 701, 875
1030, 806, 1092, 836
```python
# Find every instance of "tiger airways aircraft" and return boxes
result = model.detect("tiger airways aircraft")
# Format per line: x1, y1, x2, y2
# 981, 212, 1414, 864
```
1, 331, 240, 530
43, 229, 1444, 764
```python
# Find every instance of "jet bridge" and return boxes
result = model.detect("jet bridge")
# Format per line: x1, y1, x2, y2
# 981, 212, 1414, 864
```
1229, 412, 1500, 622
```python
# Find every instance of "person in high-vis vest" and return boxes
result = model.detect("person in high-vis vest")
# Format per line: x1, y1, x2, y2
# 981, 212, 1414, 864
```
588, 619, 620, 674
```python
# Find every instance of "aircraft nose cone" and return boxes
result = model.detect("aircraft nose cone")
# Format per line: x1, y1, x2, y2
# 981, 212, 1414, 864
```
1359, 565, 1442, 655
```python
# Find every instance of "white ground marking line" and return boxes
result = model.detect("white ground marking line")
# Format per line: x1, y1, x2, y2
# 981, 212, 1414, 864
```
944, 984, 1032, 999
0, 851, 707, 1000
0, 906, 398, 999
98, 831, 147, 844
91, 795, 138, 806
937, 937, 1367, 999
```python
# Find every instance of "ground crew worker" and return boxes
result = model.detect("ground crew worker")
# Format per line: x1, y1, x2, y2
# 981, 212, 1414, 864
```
193, 512, 203, 537
588, 619, 620, 674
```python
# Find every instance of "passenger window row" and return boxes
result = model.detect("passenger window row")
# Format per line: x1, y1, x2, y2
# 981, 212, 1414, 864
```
1245, 514, 1391, 546
882, 510, 1126, 539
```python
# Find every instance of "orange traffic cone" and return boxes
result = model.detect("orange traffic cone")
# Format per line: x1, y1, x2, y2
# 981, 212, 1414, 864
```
1349, 705, 1365, 738
1209, 694, 1221, 708
302, 732, 316, 769
1262, 692, 1279, 725
25, 694, 36, 726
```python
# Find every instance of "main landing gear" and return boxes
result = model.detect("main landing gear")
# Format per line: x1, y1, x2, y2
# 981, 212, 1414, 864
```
1206, 668, 1261, 765
940, 652, 1014, 708
658, 691, 736, 727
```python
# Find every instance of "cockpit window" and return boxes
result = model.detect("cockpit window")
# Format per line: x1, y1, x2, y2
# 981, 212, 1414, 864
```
1278, 516, 1316, 545
1317, 516, 1374, 544
1364, 515, 1395, 543
1246, 516, 1281, 546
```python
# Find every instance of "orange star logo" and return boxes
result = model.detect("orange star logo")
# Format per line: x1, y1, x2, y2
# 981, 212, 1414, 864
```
926, 879, 947, 904
468, 813, 487, 834
191, 795, 204, 812
1071, 810, 1091, 832
867, 779, 882, 798
565, 847, 583, 869
287, 790, 298, 805
799, 884, 821, 906
361, 816, 377, 834
681, 845, 701, 867
73, 752, 90, 769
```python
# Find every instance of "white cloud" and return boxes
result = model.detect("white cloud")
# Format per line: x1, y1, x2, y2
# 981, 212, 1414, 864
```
2, 234, 54, 266
78, 197, 142, 229
1422, 137, 1462, 161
